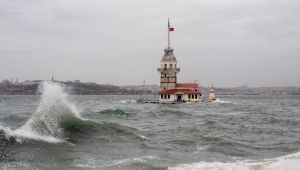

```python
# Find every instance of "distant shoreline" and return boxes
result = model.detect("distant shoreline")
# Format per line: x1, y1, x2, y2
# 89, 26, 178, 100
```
1, 93, 300, 97
0, 80, 299, 95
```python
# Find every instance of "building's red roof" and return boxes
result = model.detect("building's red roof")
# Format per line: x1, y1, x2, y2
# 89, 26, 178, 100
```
176, 83, 199, 88
159, 89, 201, 94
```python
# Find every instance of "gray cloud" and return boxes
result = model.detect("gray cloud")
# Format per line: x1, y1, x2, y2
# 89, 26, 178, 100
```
0, 0, 300, 86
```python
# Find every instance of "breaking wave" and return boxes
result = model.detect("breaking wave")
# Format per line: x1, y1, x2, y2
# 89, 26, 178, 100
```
169, 151, 300, 170
0, 82, 142, 145
0, 82, 83, 144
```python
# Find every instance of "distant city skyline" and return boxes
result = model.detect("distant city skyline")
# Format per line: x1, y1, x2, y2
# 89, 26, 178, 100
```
1, 0, 300, 87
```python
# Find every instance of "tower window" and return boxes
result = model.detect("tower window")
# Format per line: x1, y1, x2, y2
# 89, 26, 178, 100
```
164, 64, 167, 68
170, 64, 173, 68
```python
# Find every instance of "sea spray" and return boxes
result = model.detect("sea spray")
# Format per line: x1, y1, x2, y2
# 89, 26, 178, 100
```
10, 82, 82, 143
211, 98, 231, 104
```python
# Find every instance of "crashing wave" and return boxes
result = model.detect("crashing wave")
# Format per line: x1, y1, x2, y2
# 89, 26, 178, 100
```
0, 82, 83, 144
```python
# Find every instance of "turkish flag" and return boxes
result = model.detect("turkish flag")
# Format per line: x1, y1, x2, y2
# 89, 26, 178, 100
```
169, 27, 174, 32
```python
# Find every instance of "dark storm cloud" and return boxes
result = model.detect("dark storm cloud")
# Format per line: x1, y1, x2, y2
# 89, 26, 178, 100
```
0, 0, 299, 86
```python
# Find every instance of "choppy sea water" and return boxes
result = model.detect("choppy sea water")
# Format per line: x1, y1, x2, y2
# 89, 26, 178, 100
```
0, 83, 300, 170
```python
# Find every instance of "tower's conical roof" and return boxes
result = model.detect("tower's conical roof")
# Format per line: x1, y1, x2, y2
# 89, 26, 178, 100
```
161, 47, 177, 62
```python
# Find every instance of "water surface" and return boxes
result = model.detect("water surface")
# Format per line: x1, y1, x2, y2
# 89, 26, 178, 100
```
0, 84, 299, 169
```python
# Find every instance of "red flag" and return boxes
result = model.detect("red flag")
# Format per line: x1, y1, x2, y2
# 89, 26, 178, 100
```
169, 27, 174, 32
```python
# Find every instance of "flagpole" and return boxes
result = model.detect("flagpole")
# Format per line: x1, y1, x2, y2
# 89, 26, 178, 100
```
168, 18, 170, 48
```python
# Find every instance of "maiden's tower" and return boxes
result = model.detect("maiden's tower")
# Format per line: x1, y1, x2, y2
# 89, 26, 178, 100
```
158, 19, 202, 103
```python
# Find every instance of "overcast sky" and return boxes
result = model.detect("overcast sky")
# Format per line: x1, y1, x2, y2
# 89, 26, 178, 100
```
0, 0, 299, 87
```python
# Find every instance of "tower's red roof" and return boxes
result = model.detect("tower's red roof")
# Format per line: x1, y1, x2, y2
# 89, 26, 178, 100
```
159, 89, 201, 94
176, 83, 199, 88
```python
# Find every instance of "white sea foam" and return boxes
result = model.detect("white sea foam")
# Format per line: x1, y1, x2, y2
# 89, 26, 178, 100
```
138, 134, 147, 140
169, 152, 300, 170
74, 155, 160, 169
211, 98, 231, 104
104, 156, 160, 167
0, 125, 63, 143
1, 82, 82, 143
193, 145, 209, 154
120, 100, 136, 104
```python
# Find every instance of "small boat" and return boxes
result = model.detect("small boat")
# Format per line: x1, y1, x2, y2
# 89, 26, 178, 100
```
209, 85, 216, 102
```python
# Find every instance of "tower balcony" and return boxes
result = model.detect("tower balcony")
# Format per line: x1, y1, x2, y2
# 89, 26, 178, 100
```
157, 68, 180, 73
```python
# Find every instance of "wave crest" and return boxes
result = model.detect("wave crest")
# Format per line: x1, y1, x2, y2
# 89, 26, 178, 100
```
1, 82, 83, 144
98, 107, 131, 116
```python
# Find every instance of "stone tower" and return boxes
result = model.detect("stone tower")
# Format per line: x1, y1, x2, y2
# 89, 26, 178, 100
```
158, 19, 180, 91
158, 47, 180, 91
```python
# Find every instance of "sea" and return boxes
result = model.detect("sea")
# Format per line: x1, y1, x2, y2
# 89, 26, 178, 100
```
0, 83, 299, 170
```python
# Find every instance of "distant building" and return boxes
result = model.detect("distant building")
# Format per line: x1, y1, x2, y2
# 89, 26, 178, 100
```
22, 80, 36, 85
157, 19, 201, 103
